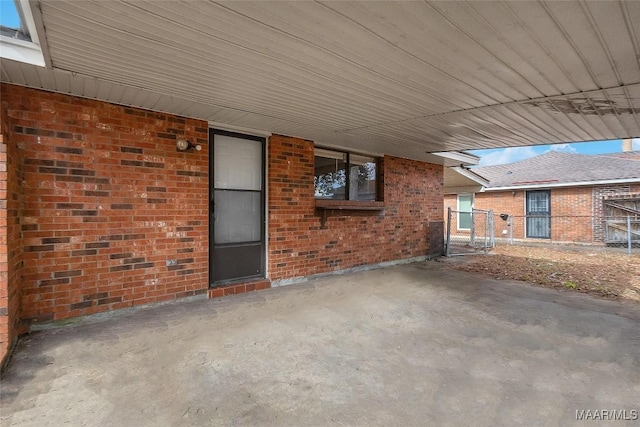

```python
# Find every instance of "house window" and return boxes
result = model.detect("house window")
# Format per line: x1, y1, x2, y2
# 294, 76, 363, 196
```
314, 148, 378, 201
457, 194, 473, 230
0, 0, 45, 67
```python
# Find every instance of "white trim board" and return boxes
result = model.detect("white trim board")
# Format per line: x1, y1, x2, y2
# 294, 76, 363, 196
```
485, 178, 640, 192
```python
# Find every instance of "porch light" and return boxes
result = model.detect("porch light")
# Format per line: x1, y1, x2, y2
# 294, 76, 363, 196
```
176, 139, 202, 152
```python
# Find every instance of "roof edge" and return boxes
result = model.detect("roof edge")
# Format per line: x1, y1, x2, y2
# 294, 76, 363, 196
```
451, 166, 490, 187
484, 177, 640, 191
431, 151, 479, 166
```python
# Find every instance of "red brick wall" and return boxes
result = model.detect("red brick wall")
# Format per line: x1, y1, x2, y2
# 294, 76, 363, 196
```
549, 187, 592, 242
268, 135, 443, 280
443, 194, 454, 214
448, 187, 602, 243
1, 86, 24, 366
0, 88, 7, 363
0, 105, 6, 364
474, 189, 594, 241
1, 91, 10, 364
445, 191, 527, 237
2, 84, 209, 327
0, 84, 445, 354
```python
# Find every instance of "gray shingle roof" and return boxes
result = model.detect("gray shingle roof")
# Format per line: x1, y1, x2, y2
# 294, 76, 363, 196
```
601, 151, 640, 161
472, 151, 640, 189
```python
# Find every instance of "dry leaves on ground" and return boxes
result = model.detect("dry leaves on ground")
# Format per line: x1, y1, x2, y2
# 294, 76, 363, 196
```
442, 245, 640, 302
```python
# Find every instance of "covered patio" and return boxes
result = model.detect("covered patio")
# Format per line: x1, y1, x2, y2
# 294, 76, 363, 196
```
1, 0, 640, 375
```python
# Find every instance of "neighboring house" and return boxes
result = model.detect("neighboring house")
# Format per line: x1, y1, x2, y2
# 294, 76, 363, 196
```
444, 151, 640, 243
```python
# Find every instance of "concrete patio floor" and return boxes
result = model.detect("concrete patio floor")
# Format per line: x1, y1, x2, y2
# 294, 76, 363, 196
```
1, 261, 639, 426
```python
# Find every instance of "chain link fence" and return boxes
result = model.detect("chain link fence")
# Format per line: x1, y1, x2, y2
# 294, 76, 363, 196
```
445, 208, 495, 256
493, 214, 638, 254
445, 210, 638, 256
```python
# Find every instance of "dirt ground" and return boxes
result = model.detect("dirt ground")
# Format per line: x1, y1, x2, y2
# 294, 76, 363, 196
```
442, 245, 640, 302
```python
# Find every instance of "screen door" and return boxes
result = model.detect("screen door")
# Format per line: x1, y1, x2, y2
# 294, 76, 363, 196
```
526, 190, 551, 239
210, 129, 265, 285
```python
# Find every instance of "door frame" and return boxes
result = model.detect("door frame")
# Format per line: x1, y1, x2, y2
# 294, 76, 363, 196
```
525, 189, 551, 239
209, 128, 267, 287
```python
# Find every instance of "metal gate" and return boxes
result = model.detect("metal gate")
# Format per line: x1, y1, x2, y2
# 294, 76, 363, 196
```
445, 208, 495, 256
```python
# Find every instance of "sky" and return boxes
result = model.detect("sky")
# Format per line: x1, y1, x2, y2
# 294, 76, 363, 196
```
468, 138, 640, 167
0, 0, 21, 30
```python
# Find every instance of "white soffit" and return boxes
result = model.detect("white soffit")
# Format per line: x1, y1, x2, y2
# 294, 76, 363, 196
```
443, 168, 487, 194
1, 0, 639, 162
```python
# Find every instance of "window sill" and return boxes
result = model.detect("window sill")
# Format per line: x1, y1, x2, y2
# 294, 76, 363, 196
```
0, 35, 46, 67
315, 200, 385, 227
315, 199, 384, 210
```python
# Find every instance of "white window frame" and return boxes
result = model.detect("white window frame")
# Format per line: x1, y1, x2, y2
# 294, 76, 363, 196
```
0, 0, 46, 67
457, 193, 473, 231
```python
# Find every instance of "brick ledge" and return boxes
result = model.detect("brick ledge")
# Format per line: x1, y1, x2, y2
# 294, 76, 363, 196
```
208, 279, 271, 299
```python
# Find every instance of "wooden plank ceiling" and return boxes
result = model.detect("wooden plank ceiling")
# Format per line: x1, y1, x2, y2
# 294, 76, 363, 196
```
1, 0, 639, 163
